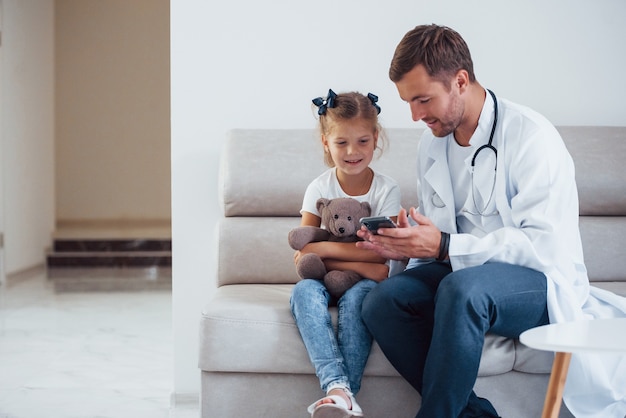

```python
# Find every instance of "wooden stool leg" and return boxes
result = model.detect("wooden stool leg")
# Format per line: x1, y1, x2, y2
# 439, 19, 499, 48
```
542, 352, 572, 418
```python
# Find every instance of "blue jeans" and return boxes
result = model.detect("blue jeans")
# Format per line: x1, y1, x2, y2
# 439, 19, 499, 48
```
361, 262, 549, 418
290, 278, 376, 394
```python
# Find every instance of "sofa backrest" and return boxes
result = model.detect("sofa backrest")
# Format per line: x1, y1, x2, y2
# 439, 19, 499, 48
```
560, 127, 626, 281
217, 127, 626, 286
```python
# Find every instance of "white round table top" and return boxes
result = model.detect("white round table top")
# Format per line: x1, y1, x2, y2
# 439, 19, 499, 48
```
520, 318, 626, 353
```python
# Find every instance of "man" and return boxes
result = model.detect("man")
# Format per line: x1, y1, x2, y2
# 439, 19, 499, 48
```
357, 24, 593, 417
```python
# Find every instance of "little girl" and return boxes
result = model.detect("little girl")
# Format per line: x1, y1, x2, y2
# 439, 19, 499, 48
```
290, 89, 401, 418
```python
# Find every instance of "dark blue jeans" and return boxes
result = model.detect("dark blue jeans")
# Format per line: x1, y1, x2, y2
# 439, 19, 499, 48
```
361, 262, 549, 418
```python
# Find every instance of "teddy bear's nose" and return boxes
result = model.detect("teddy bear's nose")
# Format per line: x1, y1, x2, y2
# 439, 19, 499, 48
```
338, 227, 345, 234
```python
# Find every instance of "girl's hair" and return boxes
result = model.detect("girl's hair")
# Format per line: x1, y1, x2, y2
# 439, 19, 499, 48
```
313, 90, 386, 167
389, 24, 476, 87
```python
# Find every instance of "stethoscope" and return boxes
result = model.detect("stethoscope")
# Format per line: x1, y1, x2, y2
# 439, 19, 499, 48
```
432, 89, 499, 216
471, 89, 498, 174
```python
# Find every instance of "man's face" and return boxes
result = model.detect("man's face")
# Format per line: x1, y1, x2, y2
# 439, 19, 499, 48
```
395, 65, 464, 138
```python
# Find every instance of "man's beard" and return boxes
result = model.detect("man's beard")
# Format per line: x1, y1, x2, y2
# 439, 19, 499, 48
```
431, 94, 464, 138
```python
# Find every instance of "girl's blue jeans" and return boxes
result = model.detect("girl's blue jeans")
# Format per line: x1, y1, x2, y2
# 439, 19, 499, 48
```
361, 261, 549, 418
290, 278, 376, 395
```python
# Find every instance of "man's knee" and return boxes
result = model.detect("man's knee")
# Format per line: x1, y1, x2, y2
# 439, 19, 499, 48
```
436, 272, 487, 312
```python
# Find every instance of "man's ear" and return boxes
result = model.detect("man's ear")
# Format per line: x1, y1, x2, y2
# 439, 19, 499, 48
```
455, 69, 470, 93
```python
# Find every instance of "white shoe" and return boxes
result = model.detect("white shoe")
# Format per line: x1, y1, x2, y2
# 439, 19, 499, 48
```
307, 386, 363, 418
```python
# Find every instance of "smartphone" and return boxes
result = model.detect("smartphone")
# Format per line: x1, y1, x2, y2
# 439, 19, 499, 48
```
360, 216, 397, 234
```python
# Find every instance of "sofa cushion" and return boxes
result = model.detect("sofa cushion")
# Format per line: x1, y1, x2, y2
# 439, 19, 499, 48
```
199, 284, 526, 378
219, 130, 324, 217
513, 340, 554, 374
558, 126, 626, 216
579, 216, 626, 283
217, 218, 300, 286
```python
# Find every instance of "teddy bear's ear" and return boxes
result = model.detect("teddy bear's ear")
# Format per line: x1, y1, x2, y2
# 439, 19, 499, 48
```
360, 201, 372, 217
316, 198, 331, 213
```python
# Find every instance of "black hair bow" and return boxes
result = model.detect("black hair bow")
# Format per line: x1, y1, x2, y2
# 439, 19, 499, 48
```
312, 89, 337, 115
368, 93, 381, 114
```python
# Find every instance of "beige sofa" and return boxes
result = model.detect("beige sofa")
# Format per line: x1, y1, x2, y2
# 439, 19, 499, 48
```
199, 127, 626, 418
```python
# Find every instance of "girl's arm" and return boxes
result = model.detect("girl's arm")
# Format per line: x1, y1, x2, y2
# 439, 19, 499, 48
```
324, 260, 389, 282
300, 241, 387, 263
300, 211, 321, 227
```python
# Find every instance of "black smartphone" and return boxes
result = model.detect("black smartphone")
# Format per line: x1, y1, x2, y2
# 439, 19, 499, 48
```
360, 216, 397, 234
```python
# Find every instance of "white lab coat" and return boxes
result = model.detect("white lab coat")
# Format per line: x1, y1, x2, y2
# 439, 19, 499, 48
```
412, 91, 626, 417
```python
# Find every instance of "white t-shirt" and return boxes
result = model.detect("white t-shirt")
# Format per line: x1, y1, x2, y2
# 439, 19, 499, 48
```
301, 167, 401, 218
447, 131, 503, 237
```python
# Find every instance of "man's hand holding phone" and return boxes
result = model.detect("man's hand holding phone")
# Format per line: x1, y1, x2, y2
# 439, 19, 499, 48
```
357, 207, 442, 261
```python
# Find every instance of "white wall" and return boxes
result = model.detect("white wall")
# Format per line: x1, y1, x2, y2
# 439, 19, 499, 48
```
170, 0, 626, 395
2, 0, 55, 275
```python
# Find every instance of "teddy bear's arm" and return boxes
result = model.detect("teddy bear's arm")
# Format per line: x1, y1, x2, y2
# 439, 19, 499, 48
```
288, 226, 331, 250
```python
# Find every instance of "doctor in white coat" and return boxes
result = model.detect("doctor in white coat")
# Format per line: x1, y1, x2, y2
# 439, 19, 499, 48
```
358, 24, 626, 418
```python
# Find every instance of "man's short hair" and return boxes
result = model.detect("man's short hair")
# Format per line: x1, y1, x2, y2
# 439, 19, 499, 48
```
389, 24, 476, 86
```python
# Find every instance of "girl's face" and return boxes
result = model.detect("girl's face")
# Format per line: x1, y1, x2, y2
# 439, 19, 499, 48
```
322, 118, 378, 176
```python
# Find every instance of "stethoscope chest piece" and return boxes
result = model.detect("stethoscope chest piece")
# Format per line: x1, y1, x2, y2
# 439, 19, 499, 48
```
431, 192, 446, 208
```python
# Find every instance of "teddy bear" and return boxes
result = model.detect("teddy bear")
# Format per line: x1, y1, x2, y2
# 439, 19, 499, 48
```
288, 197, 372, 298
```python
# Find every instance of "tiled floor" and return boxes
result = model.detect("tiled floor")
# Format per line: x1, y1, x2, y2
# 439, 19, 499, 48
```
0, 267, 198, 418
